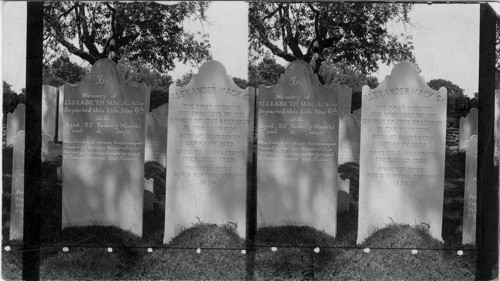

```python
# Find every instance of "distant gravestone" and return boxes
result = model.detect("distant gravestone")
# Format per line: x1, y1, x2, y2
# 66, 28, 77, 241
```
338, 113, 360, 164
462, 135, 478, 245
352, 108, 361, 126
164, 61, 254, 243
57, 85, 64, 141
9, 130, 25, 240
144, 178, 154, 212
6, 103, 26, 146
338, 176, 350, 213
257, 60, 339, 236
357, 62, 447, 244
145, 113, 167, 167
62, 59, 147, 236
151, 103, 168, 127
338, 86, 352, 115
42, 85, 58, 138
459, 108, 478, 151
41, 134, 53, 162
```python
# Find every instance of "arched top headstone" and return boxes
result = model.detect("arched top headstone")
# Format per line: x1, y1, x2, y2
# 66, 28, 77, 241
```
171, 60, 244, 92
363, 62, 447, 103
168, 60, 250, 102
66, 58, 148, 100
262, 60, 323, 91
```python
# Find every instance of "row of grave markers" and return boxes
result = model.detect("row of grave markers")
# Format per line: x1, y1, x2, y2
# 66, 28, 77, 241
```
7, 58, 480, 245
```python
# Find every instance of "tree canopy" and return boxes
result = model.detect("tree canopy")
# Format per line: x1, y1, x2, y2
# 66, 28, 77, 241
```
249, 3, 415, 78
43, 56, 88, 87
248, 57, 286, 88
3, 81, 19, 117
43, 1, 211, 72
427, 79, 464, 99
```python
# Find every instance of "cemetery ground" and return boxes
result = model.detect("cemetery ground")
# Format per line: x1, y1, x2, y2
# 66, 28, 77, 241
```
1, 140, 477, 280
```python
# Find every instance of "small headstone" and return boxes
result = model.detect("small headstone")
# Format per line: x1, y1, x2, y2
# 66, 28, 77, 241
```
57, 85, 64, 142
164, 61, 254, 243
257, 60, 339, 237
57, 166, 62, 182
459, 108, 478, 151
338, 176, 350, 213
462, 135, 478, 245
338, 113, 360, 164
357, 62, 447, 243
41, 134, 53, 162
62, 59, 147, 236
145, 113, 167, 167
151, 103, 168, 127
338, 86, 352, 115
144, 178, 154, 211
352, 108, 361, 126
9, 130, 25, 240
42, 85, 58, 137
6, 103, 26, 146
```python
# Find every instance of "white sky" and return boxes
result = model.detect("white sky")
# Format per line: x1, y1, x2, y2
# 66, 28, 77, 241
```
1, 2, 489, 97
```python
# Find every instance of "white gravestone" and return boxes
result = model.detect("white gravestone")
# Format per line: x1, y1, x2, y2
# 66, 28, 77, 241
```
62, 59, 147, 236
145, 113, 167, 167
338, 113, 361, 164
6, 104, 26, 146
144, 178, 154, 212
459, 108, 478, 151
357, 62, 447, 243
58, 85, 64, 141
9, 130, 25, 240
257, 60, 339, 237
462, 135, 477, 245
338, 176, 350, 213
164, 61, 254, 243
42, 85, 58, 138
41, 134, 53, 162
151, 103, 169, 127
338, 86, 352, 115
352, 108, 361, 126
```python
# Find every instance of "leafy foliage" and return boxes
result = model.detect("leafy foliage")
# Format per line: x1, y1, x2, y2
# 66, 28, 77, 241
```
427, 79, 464, 99
42, 56, 88, 87
3, 81, 19, 117
118, 58, 173, 111
43, 2, 211, 72
248, 57, 286, 88
249, 3, 415, 77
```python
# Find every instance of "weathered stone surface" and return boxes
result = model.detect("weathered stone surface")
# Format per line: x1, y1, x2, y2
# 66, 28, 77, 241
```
462, 135, 477, 245
145, 113, 167, 167
6, 104, 25, 146
459, 108, 478, 151
9, 130, 25, 240
357, 62, 447, 244
338, 113, 360, 164
42, 85, 58, 138
164, 61, 254, 243
62, 59, 147, 236
257, 60, 338, 237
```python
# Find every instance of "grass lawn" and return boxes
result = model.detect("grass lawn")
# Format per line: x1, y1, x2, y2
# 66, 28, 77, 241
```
1, 146, 478, 280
